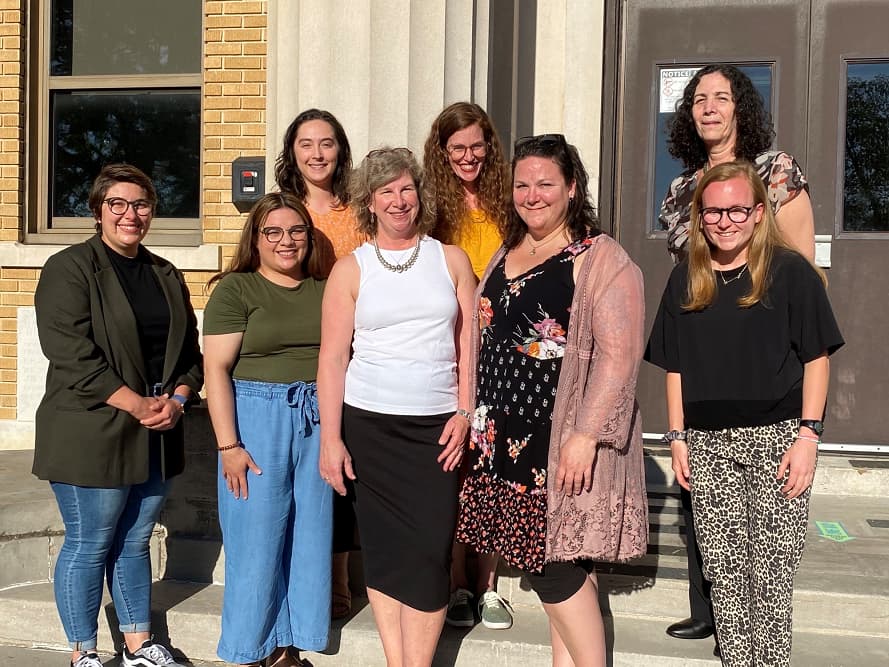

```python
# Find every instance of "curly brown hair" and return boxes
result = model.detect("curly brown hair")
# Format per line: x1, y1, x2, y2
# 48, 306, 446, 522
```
274, 109, 352, 206
208, 192, 325, 287
422, 102, 510, 244
349, 147, 433, 237
667, 64, 774, 171
503, 135, 601, 250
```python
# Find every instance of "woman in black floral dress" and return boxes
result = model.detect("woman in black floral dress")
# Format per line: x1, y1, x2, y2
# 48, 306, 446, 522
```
457, 135, 647, 666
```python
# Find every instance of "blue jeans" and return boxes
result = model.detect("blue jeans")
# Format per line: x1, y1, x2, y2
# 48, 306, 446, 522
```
51, 444, 170, 650
217, 380, 332, 663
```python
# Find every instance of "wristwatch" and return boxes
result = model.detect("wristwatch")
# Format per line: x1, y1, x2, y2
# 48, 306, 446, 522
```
798, 419, 824, 437
662, 429, 687, 444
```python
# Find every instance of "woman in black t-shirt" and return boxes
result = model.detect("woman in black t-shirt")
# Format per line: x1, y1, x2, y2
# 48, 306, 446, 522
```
646, 161, 843, 667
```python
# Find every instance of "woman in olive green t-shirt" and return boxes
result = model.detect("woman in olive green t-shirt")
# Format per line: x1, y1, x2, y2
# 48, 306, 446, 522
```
203, 192, 330, 667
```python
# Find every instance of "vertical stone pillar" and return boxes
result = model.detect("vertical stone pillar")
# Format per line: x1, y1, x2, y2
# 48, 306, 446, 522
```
267, 0, 490, 169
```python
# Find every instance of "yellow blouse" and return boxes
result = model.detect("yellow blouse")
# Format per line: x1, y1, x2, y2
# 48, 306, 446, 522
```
456, 209, 502, 278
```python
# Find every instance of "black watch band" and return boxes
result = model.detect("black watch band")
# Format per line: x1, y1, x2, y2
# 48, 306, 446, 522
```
798, 419, 824, 437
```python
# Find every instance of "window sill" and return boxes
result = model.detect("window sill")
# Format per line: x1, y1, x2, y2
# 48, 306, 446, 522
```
0, 241, 222, 271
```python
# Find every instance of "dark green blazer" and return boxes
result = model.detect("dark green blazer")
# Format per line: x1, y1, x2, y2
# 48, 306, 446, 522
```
32, 234, 204, 487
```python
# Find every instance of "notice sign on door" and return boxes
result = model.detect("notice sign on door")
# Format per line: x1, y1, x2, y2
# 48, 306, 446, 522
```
660, 67, 701, 113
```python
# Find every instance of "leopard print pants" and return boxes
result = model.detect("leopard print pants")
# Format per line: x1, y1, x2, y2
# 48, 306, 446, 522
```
688, 419, 811, 667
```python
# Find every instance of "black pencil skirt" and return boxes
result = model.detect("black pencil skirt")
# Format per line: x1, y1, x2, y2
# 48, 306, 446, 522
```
342, 403, 459, 611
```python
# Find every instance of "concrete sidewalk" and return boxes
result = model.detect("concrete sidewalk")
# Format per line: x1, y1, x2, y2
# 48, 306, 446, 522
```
1, 446, 888, 666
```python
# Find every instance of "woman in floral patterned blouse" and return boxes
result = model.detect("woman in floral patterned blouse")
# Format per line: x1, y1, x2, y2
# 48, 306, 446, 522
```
456, 134, 647, 667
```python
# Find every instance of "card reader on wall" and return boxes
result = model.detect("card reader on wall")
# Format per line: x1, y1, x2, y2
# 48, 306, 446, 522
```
232, 157, 265, 212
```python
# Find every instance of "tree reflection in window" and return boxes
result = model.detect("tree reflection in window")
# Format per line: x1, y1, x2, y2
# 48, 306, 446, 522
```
51, 90, 200, 219
844, 63, 889, 232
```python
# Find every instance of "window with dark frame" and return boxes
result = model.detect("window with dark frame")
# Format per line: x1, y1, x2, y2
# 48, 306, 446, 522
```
843, 61, 889, 233
28, 0, 202, 243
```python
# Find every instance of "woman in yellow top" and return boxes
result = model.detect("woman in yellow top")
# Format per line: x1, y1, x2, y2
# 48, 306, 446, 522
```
422, 101, 513, 630
275, 108, 363, 619
424, 102, 509, 278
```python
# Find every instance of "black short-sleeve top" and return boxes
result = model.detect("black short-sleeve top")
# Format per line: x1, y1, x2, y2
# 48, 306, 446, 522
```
645, 250, 844, 430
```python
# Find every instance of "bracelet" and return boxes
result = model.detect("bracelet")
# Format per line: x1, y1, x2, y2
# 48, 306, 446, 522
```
171, 394, 189, 413
795, 433, 820, 445
455, 408, 472, 421
217, 441, 243, 452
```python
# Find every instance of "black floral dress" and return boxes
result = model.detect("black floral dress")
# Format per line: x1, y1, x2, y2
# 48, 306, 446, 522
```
456, 236, 596, 573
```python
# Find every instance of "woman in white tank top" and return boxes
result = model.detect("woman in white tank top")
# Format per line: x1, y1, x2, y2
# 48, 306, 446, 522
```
317, 147, 476, 666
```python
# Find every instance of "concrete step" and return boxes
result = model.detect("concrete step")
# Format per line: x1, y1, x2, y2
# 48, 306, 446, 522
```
0, 582, 887, 666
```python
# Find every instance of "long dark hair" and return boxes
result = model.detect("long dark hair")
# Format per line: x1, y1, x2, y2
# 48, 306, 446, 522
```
503, 135, 600, 250
208, 192, 325, 286
667, 64, 774, 171
274, 108, 353, 206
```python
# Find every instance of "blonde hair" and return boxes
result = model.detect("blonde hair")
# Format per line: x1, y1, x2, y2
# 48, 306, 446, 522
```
684, 160, 825, 311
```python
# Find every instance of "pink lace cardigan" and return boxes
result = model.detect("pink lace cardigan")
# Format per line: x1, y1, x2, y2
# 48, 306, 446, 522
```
469, 234, 648, 564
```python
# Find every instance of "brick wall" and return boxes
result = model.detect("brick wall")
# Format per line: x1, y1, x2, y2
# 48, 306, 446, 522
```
191, 0, 268, 307
0, 1, 268, 421
0, 1, 24, 420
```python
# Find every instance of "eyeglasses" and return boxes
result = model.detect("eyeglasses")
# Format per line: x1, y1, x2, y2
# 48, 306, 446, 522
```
700, 206, 757, 225
446, 142, 487, 159
365, 147, 413, 160
260, 225, 309, 243
514, 133, 568, 152
104, 197, 153, 216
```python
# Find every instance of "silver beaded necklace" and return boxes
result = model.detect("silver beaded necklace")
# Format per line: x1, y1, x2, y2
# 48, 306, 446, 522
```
373, 235, 422, 273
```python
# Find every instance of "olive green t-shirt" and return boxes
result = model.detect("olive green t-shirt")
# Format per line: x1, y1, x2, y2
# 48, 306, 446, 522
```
203, 272, 325, 383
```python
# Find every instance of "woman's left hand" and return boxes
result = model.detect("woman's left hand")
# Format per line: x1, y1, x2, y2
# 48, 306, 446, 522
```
777, 438, 817, 499
555, 433, 598, 495
139, 395, 184, 431
437, 414, 469, 472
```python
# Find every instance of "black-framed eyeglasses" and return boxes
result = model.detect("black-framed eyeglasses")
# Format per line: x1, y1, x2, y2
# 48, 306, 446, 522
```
514, 133, 568, 153
104, 197, 152, 216
260, 225, 309, 243
446, 142, 487, 159
365, 147, 413, 160
700, 205, 757, 225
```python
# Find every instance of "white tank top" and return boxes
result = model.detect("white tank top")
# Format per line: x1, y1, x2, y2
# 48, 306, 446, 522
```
345, 236, 458, 415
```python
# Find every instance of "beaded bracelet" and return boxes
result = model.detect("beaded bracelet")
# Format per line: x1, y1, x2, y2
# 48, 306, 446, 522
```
217, 441, 243, 452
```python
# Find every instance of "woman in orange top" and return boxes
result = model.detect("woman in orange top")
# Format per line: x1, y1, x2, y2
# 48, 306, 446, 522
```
423, 102, 512, 630
276, 108, 364, 276
275, 108, 362, 619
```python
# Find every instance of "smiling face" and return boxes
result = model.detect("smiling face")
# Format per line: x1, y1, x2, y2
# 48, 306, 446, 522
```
692, 72, 738, 154
368, 170, 420, 240
293, 119, 340, 191
700, 175, 763, 266
512, 156, 576, 238
98, 181, 153, 257
256, 207, 309, 281
446, 122, 487, 187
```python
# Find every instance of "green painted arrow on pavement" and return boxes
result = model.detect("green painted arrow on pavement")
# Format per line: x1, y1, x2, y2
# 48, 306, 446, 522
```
815, 520, 854, 542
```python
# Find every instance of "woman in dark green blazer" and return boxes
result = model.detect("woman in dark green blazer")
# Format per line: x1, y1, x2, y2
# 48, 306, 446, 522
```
32, 164, 203, 667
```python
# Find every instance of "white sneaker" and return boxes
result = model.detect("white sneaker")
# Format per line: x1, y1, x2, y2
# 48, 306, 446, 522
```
121, 640, 183, 666
71, 652, 103, 667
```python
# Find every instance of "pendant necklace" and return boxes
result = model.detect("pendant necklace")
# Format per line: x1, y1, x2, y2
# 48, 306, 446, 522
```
526, 222, 567, 255
374, 235, 422, 273
719, 263, 748, 285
